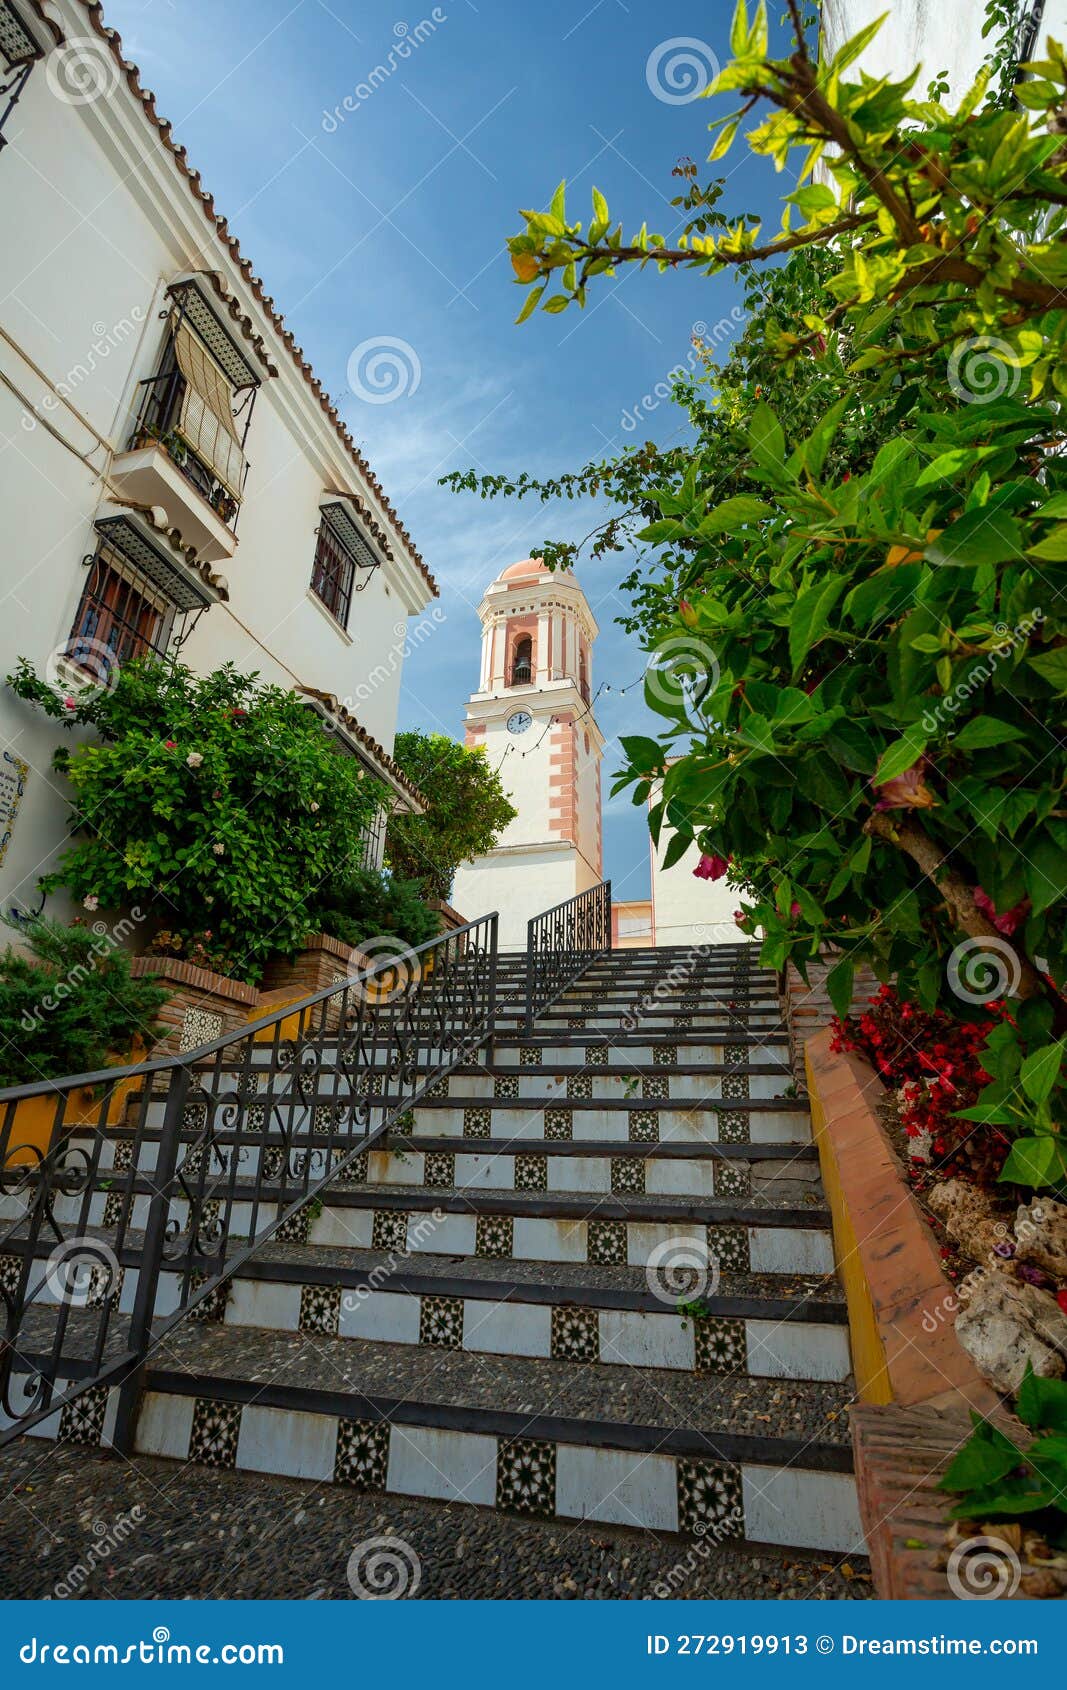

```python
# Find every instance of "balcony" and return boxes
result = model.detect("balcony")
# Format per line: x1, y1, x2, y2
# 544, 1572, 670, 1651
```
510, 661, 532, 686
109, 368, 248, 564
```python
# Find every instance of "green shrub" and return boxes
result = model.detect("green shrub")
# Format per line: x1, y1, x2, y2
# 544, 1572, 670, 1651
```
310, 867, 440, 952
940, 1365, 1067, 1549
386, 731, 517, 899
6, 659, 385, 983
0, 917, 169, 1088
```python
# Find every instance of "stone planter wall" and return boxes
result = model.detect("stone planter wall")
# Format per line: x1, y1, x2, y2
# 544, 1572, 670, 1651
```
781, 954, 878, 1083
429, 898, 467, 935
130, 956, 258, 1056
804, 1027, 1032, 1598
260, 933, 362, 999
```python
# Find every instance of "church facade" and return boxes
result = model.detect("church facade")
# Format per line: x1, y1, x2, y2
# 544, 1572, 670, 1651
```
453, 560, 603, 949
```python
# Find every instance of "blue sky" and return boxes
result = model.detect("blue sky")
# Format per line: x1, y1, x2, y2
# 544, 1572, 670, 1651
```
104, 0, 796, 904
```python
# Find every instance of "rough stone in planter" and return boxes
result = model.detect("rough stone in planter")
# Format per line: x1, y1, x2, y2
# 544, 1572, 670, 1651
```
1014, 1196, 1067, 1281
926, 1177, 1007, 1270
954, 1271, 1067, 1394
130, 956, 258, 1057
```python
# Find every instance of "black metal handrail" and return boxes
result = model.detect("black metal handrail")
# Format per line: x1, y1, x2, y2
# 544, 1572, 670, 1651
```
0, 913, 498, 1448
524, 880, 611, 1034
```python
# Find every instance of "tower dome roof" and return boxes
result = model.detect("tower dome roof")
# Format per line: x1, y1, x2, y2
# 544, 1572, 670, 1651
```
498, 558, 550, 582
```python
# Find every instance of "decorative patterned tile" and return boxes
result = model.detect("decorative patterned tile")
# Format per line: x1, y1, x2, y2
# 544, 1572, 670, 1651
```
706, 1224, 750, 1274
642, 1074, 669, 1100
188, 1271, 229, 1324
476, 1215, 513, 1259
676, 1458, 744, 1539
585, 1044, 608, 1066
419, 1294, 464, 1348
628, 1110, 659, 1145
299, 1284, 341, 1336
189, 1398, 242, 1468
275, 1204, 313, 1245
588, 1219, 627, 1266
674, 1015, 693, 1031
334, 1418, 390, 1491
652, 1044, 678, 1068
519, 1047, 542, 1067
722, 1070, 750, 1102
111, 1139, 135, 1172
102, 1191, 124, 1229
372, 1210, 409, 1252
611, 1156, 646, 1195
567, 1016, 586, 1030
694, 1317, 748, 1376
497, 1437, 556, 1519
179, 1009, 224, 1053
57, 1385, 108, 1447
428, 1077, 449, 1100
544, 1108, 572, 1142
494, 1074, 519, 1099
718, 1111, 750, 1144
724, 1044, 746, 1065
566, 1073, 592, 1100
515, 1154, 547, 1192
335, 1149, 369, 1185
463, 1107, 492, 1140
424, 1151, 455, 1188
551, 1304, 599, 1362
714, 1161, 751, 1199
0, 1254, 20, 1296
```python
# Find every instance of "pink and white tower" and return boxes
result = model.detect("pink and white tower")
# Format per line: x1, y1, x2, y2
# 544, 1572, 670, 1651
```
453, 559, 604, 948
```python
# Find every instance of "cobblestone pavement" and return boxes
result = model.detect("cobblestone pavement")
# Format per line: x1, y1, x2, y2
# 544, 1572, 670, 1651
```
0, 1444, 872, 1601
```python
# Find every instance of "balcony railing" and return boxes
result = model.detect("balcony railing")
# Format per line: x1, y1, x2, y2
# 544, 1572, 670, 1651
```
510, 662, 532, 685
0, 913, 498, 1450
127, 368, 249, 533
525, 880, 611, 1033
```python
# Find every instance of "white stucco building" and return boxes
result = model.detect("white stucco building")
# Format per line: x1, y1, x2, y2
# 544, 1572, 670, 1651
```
0, 0, 434, 919
821, 0, 1064, 96
452, 560, 603, 949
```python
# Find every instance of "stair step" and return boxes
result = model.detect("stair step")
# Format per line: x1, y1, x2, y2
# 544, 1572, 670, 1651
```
126, 1325, 863, 1551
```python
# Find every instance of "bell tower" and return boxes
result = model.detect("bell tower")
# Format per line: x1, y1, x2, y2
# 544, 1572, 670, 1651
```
453, 559, 603, 949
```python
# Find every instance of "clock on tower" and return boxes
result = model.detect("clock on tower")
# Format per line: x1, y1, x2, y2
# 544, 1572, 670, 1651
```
452, 559, 604, 949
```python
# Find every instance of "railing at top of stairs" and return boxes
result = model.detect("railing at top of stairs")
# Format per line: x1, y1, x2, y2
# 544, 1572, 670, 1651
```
524, 880, 611, 1035
0, 912, 498, 1449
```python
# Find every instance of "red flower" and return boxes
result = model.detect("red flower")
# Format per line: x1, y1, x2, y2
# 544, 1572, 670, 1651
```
163, 740, 177, 750
694, 853, 729, 882
974, 886, 1031, 937
1058, 1290, 1067, 1317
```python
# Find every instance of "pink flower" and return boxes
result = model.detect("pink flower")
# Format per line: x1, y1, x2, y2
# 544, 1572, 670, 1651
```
163, 739, 177, 751
790, 900, 802, 919
83, 895, 99, 912
309, 800, 320, 813
873, 757, 938, 811
63, 695, 77, 711
694, 853, 729, 882
974, 887, 1031, 937
212, 842, 225, 856
186, 752, 203, 769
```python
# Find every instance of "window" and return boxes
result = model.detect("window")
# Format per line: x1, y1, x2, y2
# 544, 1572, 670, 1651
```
311, 516, 356, 630
61, 515, 215, 682
311, 504, 381, 630
68, 551, 171, 671
0, 4, 39, 155
511, 635, 532, 685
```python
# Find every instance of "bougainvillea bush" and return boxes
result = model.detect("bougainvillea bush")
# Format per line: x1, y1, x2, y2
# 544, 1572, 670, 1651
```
491, 2, 1067, 1186
7, 660, 384, 983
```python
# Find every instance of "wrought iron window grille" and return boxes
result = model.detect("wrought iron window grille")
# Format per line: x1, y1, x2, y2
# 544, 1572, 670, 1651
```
0, 3, 39, 155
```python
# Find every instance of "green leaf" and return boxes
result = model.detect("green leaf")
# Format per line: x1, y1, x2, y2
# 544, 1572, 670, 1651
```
950, 716, 1028, 751
827, 955, 855, 1018
1017, 1365, 1067, 1433
515, 284, 546, 324
925, 509, 1025, 568
1019, 1040, 1066, 1104
845, 563, 924, 631
940, 1419, 1025, 1494
1027, 523, 1067, 561
788, 578, 846, 675
1027, 648, 1067, 694
748, 401, 785, 469
698, 495, 773, 532
1024, 832, 1066, 918
998, 1135, 1065, 1187
660, 829, 693, 871
874, 729, 928, 784
914, 446, 999, 487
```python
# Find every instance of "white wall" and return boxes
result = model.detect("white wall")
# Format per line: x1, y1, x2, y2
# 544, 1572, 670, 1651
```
0, 3, 430, 919
454, 845, 577, 950
822, 0, 1067, 98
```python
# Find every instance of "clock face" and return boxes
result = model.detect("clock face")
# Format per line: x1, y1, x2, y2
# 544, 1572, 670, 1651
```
506, 710, 532, 736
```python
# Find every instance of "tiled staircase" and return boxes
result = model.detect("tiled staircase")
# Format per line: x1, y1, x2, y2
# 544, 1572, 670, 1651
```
6, 943, 865, 1562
